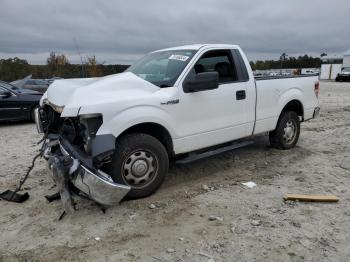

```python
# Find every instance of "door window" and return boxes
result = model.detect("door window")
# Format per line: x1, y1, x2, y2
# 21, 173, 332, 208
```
194, 50, 237, 83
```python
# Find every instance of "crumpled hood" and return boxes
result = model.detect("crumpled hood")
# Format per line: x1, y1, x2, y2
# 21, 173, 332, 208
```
45, 72, 160, 116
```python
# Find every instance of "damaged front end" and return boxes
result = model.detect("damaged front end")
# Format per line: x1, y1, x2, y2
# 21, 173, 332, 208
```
35, 105, 130, 207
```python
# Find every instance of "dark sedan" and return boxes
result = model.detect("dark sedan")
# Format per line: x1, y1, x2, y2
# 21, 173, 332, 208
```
335, 68, 350, 82
0, 80, 42, 122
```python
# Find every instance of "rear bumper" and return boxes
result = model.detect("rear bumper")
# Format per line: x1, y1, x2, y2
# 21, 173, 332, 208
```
45, 139, 130, 206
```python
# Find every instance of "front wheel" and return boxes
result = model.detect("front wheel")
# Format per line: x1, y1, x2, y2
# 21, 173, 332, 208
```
109, 133, 169, 199
269, 111, 300, 149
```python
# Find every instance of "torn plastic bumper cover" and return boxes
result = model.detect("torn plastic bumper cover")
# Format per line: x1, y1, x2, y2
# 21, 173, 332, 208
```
45, 139, 130, 206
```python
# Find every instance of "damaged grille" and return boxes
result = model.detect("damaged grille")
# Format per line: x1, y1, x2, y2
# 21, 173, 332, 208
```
41, 105, 84, 148
41, 106, 103, 159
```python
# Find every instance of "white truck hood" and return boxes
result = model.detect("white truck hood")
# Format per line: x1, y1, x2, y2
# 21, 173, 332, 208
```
45, 72, 160, 116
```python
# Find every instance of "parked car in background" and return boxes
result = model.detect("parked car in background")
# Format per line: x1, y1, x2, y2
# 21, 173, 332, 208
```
11, 75, 49, 93
335, 68, 350, 82
47, 77, 64, 84
0, 80, 42, 122
301, 69, 319, 75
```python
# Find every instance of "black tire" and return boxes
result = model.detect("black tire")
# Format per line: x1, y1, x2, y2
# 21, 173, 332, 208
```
269, 111, 300, 150
109, 133, 169, 199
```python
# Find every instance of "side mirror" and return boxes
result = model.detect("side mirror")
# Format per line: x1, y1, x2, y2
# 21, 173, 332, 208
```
0, 91, 12, 98
183, 72, 219, 93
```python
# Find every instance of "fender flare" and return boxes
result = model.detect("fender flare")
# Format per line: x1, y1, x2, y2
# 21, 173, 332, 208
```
97, 105, 176, 140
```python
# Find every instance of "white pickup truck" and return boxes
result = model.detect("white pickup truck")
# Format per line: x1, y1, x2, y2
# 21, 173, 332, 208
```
35, 44, 320, 206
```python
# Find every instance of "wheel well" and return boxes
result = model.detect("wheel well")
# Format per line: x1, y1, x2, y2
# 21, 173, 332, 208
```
282, 100, 304, 120
119, 123, 174, 157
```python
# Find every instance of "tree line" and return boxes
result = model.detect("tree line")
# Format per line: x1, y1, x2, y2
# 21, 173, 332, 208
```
0, 52, 129, 82
250, 54, 322, 71
0, 52, 323, 82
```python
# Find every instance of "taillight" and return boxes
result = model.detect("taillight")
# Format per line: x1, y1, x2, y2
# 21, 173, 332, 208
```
314, 81, 319, 98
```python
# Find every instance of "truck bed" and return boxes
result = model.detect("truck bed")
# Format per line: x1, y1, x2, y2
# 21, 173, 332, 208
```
255, 74, 319, 81
253, 74, 319, 135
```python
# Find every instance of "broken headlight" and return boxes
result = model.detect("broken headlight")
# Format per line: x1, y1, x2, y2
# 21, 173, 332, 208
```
79, 114, 103, 154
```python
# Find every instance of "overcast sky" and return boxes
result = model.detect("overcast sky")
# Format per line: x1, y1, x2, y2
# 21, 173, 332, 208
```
0, 0, 349, 64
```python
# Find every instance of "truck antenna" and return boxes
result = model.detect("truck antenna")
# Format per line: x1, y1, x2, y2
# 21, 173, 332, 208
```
73, 37, 86, 78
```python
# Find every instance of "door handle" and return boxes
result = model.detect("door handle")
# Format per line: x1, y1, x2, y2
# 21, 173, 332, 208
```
236, 90, 246, 100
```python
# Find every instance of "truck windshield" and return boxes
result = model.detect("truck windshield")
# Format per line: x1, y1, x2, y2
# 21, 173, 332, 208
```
126, 50, 196, 87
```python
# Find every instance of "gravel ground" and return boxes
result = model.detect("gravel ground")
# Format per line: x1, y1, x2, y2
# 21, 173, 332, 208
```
0, 81, 349, 262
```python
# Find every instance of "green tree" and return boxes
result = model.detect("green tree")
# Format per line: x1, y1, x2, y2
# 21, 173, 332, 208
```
86, 56, 103, 77
0, 57, 31, 82
250, 55, 321, 70
46, 52, 70, 77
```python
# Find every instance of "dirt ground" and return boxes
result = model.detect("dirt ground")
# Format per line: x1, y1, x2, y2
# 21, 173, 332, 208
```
0, 81, 349, 262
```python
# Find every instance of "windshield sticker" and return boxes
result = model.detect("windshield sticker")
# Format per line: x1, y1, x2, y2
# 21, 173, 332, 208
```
168, 54, 189, 61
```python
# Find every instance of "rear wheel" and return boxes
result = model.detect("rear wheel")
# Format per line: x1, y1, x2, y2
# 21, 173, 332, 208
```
269, 111, 300, 149
109, 133, 169, 199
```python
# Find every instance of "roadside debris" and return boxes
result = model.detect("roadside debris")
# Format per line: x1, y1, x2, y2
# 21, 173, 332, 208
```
45, 192, 60, 203
149, 203, 156, 209
0, 190, 29, 203
0, 151, 42, 203
128, 214, 137, 220
198, 251, 214, 259
208, 215, 223, 221
283, 193, 340, 202
251, 220, 262, 226
166, 248, 175, 253
202, 184, 210, 191
242, 181, 257, 188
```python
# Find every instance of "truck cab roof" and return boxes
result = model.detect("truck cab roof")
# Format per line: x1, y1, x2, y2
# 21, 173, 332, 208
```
154, 44, 240, 52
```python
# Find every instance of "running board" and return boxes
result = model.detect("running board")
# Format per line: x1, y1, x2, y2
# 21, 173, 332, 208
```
176, 140, 254, 164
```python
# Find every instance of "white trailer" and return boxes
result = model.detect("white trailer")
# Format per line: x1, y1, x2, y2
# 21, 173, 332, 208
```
343, 49, 350, 68
320, 55, 343, 80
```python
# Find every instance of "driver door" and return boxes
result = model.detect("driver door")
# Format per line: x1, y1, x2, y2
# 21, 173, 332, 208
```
172, 49, 250, 153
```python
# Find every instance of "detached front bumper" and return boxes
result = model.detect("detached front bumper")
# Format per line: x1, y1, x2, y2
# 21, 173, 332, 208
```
35, 106, 130, 206
44, 139, 130, 206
